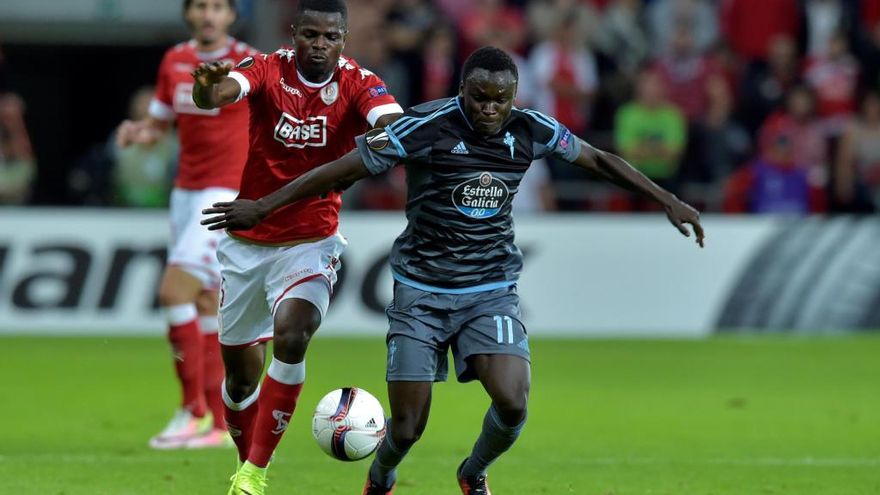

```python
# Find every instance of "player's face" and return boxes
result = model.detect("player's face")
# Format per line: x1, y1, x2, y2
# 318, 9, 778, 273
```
460, 69, 517, 136
185, 0, 236, 44
292, 11, 347, 82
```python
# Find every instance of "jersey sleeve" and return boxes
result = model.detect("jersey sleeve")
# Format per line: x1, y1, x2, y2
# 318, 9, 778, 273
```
227, 52, 270, 102
523, 109, 582, 162
354, 107, 435, 175
351, 69, 404, 126
148, 52, 176, 121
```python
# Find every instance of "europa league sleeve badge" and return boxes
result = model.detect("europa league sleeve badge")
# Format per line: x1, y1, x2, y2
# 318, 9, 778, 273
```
321, 82, 339, 106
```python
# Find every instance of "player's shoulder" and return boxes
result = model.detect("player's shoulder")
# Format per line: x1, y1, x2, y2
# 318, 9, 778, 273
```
387, 98, 458, 137
336, 55, 383, 86
509, 106, 563, 145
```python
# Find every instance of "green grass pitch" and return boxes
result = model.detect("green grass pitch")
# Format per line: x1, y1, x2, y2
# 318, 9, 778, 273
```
0, 335, 878, 494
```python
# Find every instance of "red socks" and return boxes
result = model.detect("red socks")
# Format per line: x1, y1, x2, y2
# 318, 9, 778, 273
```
247, 358, 306, 467
167, 305, 205, 417
223, 381, 261, 462
201, 329, 226, 430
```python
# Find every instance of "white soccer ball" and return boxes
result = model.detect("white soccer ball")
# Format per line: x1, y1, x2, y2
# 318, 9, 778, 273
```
311, 387, 386, 461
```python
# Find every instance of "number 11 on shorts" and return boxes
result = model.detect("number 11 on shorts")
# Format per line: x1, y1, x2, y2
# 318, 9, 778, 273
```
494, 315, 514, 344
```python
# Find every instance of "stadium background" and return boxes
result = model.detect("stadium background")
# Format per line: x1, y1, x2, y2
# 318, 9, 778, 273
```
0, 1, 878, 494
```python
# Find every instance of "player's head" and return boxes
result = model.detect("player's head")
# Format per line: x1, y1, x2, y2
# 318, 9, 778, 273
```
291, 0, 348, 82
184, 0, 237, 45
459, 46, 518, 136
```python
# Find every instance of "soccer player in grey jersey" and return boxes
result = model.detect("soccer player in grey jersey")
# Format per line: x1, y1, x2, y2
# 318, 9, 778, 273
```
203, 46, 704, 494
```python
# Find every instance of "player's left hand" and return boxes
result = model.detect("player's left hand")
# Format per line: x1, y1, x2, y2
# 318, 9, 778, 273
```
201, 200, 267, 231
663, 196, 705, 248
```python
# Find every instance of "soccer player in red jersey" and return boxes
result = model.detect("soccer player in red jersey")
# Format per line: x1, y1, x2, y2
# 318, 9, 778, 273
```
115, 0, 257, 450
190, 0, 403, 491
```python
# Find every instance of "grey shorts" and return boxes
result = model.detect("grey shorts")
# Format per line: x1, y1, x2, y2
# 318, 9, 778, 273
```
385, 282, 530, 383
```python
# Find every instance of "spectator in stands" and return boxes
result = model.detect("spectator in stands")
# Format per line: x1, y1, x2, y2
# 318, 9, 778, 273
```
528, 0, 598, 49
385, 0, 441, 101
529, 15, 598, 138
723, 133, 824, 214
653, 23, 728, 124
804, 0, 853, 56
721, 0, 799, 61
803, 31, 860, 136
594, 0, 650, 79
646, 0, 719, 56
0, 46, 35, 205
855, 21, 880, 92
457, 0, 526, 62
421, 24, 458, 102
112, 86, 177, 208
614, 69, 687, 189
737, 35, 801, 135
834, 90, 880, 211
758, 85, 827, 175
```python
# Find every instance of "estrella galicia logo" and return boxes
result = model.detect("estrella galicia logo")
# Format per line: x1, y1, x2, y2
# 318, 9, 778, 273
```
451, 172, 510, 219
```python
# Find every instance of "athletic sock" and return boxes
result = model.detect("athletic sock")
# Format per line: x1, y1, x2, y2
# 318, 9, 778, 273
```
247, 358, 305, 467
199, 316, 226, 429
460, 405, 526, 477
166, 303, 205, 417
222, 381, 260, 463
368, 423, 410, 488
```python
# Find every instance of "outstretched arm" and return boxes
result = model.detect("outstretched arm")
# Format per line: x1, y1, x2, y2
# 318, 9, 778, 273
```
201, 150, 370, 231
571, 139, 705, 247
191, 61, 242, 109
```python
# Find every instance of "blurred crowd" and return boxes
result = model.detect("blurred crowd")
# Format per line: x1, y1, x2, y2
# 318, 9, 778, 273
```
4, 0, 880, 214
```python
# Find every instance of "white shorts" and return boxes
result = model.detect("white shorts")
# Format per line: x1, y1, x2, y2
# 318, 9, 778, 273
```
168, 187, 238, 290
216, 232, 347, 347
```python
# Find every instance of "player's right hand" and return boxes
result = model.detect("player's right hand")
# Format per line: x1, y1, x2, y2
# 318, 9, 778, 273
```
192, 61, 233, 87
201, 199, 268, 231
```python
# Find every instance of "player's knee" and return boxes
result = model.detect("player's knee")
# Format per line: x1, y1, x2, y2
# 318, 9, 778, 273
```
389, 418, 424, 449
224, 375, 259, 402
158, 285, 187, 307
492, 391, 529, 426
273, 311, 321, 360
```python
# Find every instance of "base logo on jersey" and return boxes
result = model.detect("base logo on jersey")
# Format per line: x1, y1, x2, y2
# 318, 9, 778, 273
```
452, 172, 510, 219
365, 128, 390, 151
321, 82, 339, 105
274, 113, 328, 148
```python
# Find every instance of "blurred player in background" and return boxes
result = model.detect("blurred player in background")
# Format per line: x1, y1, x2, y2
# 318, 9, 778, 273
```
202, 46, 704, 495
190, 0, 403, 492
115, 0, 257, 449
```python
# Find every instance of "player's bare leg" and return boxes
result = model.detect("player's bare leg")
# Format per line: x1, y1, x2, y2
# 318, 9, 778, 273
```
149, 266, 211, 449
364, 382, 433, 494
458, 354, 531, 494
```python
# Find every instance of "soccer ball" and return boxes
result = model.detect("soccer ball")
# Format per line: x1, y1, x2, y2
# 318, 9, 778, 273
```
311, 387, 386, 461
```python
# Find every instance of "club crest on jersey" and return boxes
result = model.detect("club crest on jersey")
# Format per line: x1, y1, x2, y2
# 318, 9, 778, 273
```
365, 127, 390, 151
274, 113, 328, 148
452, 172, 510, 219
236, 56, 255, 69
321, 82, 339, 105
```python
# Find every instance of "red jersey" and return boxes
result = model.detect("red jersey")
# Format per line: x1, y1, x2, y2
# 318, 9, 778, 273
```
227, 49, 402, 244
149, 38, 258, 190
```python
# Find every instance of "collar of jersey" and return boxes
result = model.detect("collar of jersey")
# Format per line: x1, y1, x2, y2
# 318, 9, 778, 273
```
192, 37, 233, 61
297, 68, 335, 88
454, 97, 475, 131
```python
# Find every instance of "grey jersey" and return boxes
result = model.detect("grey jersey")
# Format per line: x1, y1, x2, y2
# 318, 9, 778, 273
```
355, 97, 581, 292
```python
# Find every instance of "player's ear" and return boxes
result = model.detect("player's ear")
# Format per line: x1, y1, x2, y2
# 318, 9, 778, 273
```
458, 81, 465, 97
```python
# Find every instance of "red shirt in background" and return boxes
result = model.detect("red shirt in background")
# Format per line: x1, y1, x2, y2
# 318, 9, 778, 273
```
150, 38, 258, 190
721, 0, 799, 61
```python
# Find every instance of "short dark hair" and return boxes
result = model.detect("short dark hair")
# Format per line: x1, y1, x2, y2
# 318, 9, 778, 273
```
461, 46, 518, 85
296, 0, 348, 23
184, 0, 237, 10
